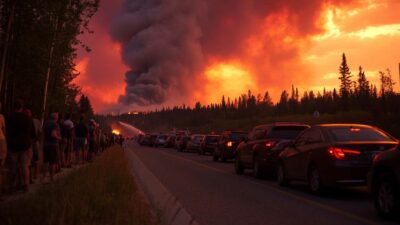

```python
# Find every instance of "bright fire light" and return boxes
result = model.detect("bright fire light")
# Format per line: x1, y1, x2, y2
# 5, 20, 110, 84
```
112, 129, 121, 135
204, 61, 257, 103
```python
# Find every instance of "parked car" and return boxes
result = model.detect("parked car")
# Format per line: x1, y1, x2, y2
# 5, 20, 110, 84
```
186, 134, 205, 152
235, 123, 310, 178
213, 131, 247, 162
277, 124, 398, 194
176, 136, 190, 152
139, 134, 152, 146
155, 134, 168, 147
369, 147, 400, 219
199, 135, 220, 155
164, 135, 176, 148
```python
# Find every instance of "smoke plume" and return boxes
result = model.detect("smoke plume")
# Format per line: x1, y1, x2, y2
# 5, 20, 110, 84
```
111, 0, 358, 106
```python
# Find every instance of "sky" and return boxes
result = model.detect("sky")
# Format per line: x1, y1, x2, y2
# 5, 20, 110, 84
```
75, 0, 400, 113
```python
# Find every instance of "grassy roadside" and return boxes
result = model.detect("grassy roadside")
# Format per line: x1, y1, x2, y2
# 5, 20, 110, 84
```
0, 146, 154, 225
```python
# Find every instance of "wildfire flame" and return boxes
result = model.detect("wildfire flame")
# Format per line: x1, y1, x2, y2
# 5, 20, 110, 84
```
203, 61, 257, 103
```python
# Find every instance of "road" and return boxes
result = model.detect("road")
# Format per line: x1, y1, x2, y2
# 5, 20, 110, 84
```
126, 141, 396, 225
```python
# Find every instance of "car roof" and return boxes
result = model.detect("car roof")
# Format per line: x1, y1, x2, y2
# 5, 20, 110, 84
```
316, 124, 373, 128
254, 123, 310, 129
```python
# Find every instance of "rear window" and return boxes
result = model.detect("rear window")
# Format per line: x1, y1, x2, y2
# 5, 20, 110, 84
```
269, 126, 309, 139
229, 133, 247, 141
205, 136, 219, 142
328, 127, 394, 142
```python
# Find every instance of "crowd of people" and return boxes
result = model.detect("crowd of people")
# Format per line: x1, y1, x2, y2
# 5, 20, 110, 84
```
0, 100, 118, 199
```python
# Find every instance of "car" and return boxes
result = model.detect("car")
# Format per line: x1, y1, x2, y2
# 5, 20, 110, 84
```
176, 135, 190, 152
277, 124, 398, 195
199, 135, 220, 155
369, 146, 400, 219
154, 134, 168, 147
139, 134, 152, 146
186, 134, 204, 152
164, 135, 176, 148
149, 134, 158, 146
213, 131, 247, 162
235, 123, 310, 178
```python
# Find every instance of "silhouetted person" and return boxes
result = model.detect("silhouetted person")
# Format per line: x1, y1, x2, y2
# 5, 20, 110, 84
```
42, 113, 61, 182
6, 100, 35, 192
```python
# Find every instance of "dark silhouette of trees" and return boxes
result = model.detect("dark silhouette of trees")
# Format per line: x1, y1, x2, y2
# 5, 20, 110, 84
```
338, 53, 352, 110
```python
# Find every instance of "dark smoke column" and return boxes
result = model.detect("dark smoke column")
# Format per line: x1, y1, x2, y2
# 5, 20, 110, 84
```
111, 0, 204, 106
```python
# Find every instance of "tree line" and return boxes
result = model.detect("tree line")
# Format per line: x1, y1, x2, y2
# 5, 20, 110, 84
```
0, 0, 98, 119
115, 53, 400, 135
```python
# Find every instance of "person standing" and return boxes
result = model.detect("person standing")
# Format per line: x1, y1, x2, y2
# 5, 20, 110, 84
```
63, 114, 74, 168
0, 103, 7, 198
74, 116, 88, 164
42, 113, 61, 182
6, 100, 35, 192
31, 116, 42, 182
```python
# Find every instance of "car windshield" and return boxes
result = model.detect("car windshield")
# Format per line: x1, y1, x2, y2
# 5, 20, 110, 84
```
229, 133, 247, 141
328, 126, 394, 142
269, 126, 309, 139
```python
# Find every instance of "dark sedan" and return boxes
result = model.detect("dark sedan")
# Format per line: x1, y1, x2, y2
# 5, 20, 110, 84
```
199, 135, 220, 155
369, 146, 400, 219
213, 131, 247, 162
235, 123, 310, 178
277, 124, 398, 194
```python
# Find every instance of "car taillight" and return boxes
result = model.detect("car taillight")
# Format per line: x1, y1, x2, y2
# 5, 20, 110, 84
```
265, 141, 277, 149
226, 141, 233, 147
328, 147, 361, 159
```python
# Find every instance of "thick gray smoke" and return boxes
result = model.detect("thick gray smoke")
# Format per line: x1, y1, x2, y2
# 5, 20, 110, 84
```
111, 0, 357, 106
111, 0, 204, 106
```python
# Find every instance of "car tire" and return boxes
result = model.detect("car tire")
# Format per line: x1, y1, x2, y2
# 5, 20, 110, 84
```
308, 166, 325, 195
374, 172, 400, 219
235, 154, 244, 174
277, 162, 289, 186
253, 158, 264, 179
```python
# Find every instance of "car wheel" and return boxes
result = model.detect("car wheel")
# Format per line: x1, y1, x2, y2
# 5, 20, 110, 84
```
374, 173, 399, 219
253, 158, 264, 179
308, 166, 325, 195
235, 154, 244, 174
277, 162, 289, 186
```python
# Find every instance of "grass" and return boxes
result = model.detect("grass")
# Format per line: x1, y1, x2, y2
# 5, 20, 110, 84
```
0, 146, 154, 225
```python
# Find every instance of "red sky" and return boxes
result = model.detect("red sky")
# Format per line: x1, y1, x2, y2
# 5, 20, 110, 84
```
75, 0, 400, 113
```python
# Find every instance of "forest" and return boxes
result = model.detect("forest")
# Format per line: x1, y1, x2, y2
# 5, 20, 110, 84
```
112, 54, 400, 136
0, 0, 97, 119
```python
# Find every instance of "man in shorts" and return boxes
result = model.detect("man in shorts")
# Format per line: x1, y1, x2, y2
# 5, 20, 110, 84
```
42, 113, 61, 182
6, 100, 35, 192
74, 116, 88, 164
63, 114, 74, 168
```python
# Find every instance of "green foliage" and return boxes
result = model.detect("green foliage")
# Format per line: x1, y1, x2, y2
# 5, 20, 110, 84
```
0, 0, 99, 118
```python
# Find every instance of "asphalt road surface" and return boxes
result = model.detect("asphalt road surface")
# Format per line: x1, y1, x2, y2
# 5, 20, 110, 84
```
126, 141, 397, 225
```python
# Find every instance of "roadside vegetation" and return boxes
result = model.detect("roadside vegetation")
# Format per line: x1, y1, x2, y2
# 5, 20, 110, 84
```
0, 146, 154, 225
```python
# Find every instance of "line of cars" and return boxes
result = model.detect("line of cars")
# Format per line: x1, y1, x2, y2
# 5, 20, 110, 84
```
137, 123, 400, 220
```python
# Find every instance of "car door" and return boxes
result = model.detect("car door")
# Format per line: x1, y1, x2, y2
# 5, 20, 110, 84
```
283, 130, 313, 179
242, 128, 264, 164
295, 129, 325, 180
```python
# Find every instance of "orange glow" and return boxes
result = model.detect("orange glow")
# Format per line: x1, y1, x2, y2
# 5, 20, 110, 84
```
203, 61, 257, 103
112, 129, 121, 135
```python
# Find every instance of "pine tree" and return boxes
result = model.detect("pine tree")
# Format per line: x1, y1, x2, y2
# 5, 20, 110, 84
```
338, 53, 352, 110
